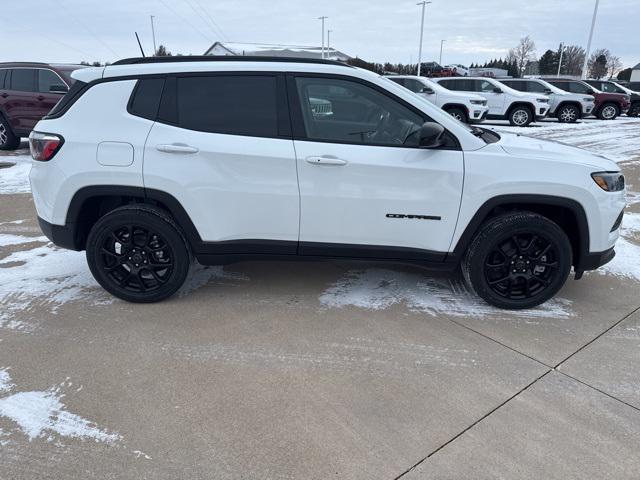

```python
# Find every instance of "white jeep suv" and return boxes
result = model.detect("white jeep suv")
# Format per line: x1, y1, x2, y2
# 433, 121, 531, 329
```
29, 57, 625, 309
501, 78, 595, 123
434, 77, 550, 126
386, 75, 488, 123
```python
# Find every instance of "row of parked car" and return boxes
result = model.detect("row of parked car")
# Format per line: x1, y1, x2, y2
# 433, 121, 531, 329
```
387, 74, 639, 127
0, 61, 639, 151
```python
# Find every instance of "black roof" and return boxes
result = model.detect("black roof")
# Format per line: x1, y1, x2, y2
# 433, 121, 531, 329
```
112, 55, 352, 67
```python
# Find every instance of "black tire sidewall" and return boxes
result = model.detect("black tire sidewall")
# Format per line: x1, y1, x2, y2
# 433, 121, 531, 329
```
86, 207, 191, 303
0, 116, 20, 150
448, 107, 468, 123
598, 103, 619, 120
464, 213, 572, 310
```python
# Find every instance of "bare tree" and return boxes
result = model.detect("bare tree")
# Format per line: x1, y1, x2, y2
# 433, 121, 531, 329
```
606, 54, 623, 79
560, 45, 586, 76
588, 48, 610, 79
509, 36, 536, 77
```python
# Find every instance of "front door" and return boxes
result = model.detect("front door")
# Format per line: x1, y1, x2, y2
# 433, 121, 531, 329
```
289, 75, 464, 259
143, 73, 299, 254
476, 79, 505, 115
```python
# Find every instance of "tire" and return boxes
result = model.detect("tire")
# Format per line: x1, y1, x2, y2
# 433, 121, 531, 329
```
508, 105, 533, 127
0, 115, 20, 151
556, 104, 579, 123
446, 107, 468, 123
598, 102, 619, 120
461, 212, 572, 310
627, 102, 640, 117
86, 205, 192, 303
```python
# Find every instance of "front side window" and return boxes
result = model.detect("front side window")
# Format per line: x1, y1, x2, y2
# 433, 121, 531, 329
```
477, 80, 496, 93
37, 69, 67, 93
405, 79, 426, 93
294, 76, 425, 147
175, 75, 278, 137
441, 79, 473, 92
600, 82, 619, 93
526, 81, 547, 93
10, 69, 36, 92
503, 81, 525, 92
569, 82, 592, 94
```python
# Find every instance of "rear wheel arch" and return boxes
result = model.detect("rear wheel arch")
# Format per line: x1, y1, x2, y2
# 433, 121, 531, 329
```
451, 195, 589, 269
65, 186, 201, 251
556, 101, 582, 115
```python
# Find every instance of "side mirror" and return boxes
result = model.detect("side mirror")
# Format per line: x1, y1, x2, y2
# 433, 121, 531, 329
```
49, 85, 68, 94
420, 87, 435, 94
419, 122, 445, 149
544, 89, 553, 94
493, 87, 503, 94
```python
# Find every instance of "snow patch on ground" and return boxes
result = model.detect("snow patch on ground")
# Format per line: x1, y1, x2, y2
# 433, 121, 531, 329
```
0, 368, 14, 393
0, 235, 112, 329
320, 269, 574, 319
600, 212, 640, 281
0, 233, 48, 247
0, 154, 32, 194
0, 373, 119, 444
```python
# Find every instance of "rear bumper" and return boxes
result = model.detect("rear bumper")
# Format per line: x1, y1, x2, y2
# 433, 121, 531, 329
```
38, 216, 82, 251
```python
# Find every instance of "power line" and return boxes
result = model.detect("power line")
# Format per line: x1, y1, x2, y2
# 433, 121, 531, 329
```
157, 0, 214, 45
190, 0, 229, 41
56, 0, 120, 58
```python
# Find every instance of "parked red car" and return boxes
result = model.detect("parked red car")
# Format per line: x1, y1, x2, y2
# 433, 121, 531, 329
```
547, 79, 630, 120
0, 62, 84, 150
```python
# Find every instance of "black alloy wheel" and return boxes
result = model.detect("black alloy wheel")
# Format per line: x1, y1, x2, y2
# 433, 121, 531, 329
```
86, 205, 191, 302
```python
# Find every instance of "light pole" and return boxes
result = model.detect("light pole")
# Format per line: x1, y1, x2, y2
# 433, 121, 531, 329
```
557, 42, 565, 77
439, 39, 446, 64
581, 0, 600, 79
327, 29, 333, 56
318, 16, 328, 59
416, 1, 431, 76
150, 15, 157, 56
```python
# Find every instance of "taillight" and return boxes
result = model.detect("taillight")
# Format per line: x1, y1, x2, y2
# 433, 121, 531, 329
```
29, 132, 64, 161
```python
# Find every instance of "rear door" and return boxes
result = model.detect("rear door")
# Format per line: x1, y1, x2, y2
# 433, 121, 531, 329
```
143, 73, 299, 253
36, 69, 68, 117
289, 74, 464, 258
4, 68, 39, 133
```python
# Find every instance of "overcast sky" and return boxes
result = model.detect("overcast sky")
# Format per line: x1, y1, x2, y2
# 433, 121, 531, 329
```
2, 0, 639, 68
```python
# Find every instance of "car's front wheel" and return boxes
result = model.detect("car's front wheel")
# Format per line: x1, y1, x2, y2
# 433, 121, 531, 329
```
0, 116, 20, 151
462, 212, 572, 310
508, 105, 533, 127
557, 104, 579, 123
86, 205, 191, 303
446, 107, 468, 123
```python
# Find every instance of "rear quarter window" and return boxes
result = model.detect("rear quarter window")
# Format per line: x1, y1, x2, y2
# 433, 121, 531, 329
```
128, 78, 165, 120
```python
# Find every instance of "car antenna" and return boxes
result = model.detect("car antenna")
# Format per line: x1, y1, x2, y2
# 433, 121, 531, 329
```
135, 32, 146, 57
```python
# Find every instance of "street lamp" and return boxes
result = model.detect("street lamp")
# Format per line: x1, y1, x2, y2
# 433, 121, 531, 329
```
327, 29, 333, 56
557, 42, 565, 77
581, 0, 600, 79
318, 16, 328, 59
416, 1, 432, 76
439, 39, 446, 64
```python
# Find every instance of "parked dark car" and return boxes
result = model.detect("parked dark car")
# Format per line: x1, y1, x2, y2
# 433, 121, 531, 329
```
547, 79, 630, 120
628, 82, 640, 91
0, 62, 84, 150
585, 80, 640, 117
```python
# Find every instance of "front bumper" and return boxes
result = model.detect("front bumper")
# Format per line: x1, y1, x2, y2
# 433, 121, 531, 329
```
469, 110, 488, 124
574, 247, 615, 279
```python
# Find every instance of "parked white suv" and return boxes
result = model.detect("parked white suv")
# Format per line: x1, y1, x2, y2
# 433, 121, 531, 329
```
501, 78, 595, 123
387, 75, 488, 123
29, 56, 625, 309
434, 77, 550, 126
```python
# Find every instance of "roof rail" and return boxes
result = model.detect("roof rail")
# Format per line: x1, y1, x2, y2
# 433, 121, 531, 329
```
0, 61, 49, 66
111, 55, 352, 67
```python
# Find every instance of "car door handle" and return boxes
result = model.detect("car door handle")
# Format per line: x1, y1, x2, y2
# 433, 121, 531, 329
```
0, 93, 8, 98
305, 155, 348, 166
156, 143, 199, 154
37, 95, 45, 101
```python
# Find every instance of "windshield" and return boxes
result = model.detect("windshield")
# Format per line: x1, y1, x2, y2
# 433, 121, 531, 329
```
612, 82, 634, 95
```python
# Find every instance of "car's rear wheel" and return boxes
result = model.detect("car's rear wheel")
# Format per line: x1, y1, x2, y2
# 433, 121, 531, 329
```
446, 107, 468, 123
557, 104, 579, 123
0, 116, 20, 151
462, 212, 572, 310
508, 106, 533, 126
86, 205, 191, 303
598, 102, 619, 120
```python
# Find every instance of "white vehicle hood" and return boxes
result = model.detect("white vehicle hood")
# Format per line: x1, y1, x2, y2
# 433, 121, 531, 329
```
496, 131, 619, 170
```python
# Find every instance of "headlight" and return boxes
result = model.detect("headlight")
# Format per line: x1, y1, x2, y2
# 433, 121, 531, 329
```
536, 98, 549, 103
470, 99, 486, 105
591, 172, 625, 192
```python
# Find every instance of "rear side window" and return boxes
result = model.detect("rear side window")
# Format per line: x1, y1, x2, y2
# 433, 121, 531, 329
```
10, 69, 37, 92
569, 82, 591, 94
0, 69, 6, 89
525, 81, 547, 93
38, 69, 67, 93
129, 78, 165, 120
175, 75, 278, 137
